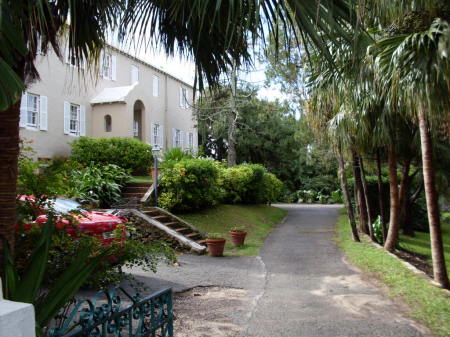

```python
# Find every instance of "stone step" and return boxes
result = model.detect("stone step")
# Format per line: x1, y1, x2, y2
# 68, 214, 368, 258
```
186, 233, 201, 239
125, 181, 153, 188
164, 222, 181, 228
122, 192, 146, 199
153, 215, 171, 221
197, 239, 207, 245
175, 227, 191, 234
122, 186, 150, 193
142, 210, 161, 216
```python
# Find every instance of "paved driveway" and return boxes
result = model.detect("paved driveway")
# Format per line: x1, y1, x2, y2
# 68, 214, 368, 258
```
125, 204, 427, 337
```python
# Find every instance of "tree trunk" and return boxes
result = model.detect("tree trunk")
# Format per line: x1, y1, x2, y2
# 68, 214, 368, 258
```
227, 60, 238, 167
376, 149, 387, 242
418, 107, 449, 289
0, 100, 21, 271
352, 150, 369, 234
337, 147, 360, 242
398, 159, 411, 230
359, 156, 375, 241
384, 144, 400, 252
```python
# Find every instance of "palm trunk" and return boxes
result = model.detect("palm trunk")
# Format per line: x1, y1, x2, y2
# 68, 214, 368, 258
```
418, 107, 449, 289
376, 149, 387, 242
352, 150, 369, 234
337, 147, 360, 242
359, 156, 375, 241
398, 159, 412, 234
384, 144, 400, 252
0, 100, 21, 271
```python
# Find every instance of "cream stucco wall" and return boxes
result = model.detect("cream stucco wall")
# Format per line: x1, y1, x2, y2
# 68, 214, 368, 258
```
21, 44, 197, 159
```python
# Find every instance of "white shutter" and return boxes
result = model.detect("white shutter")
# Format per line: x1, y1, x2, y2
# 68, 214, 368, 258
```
172, 128, 176, 147
111, 55, 117, 81
180, 131, 185, 149
150, 123, 155, 146
63, 101, 70, 134
39, 95, 48, 131
100, 51, 108, 79
65, 45, 70, 64
153, 76, 159, 96
19, 92, 28, 127
179, 87, 184, 107
79, 105, 86, 136
159, 125, 164, 148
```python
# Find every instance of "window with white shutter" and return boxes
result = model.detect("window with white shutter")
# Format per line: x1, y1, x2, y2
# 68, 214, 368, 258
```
179, 87, 188, 108
64, 102, 83, 136
19, 92, 48, 131
151, 123, 160, 147
188, 132, 194, 148
172, 128, 182, 148
102, 52, 112, 79
153, 75, 160, 97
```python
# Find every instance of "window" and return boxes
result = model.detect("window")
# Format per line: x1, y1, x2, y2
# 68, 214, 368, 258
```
105, 115, 112, 132
26, 94, 39, 128
69, 104, 80, 134
102, 53, 112, 79
131, 65, 139, 83
175, 129, 181, 148
179, 87, 188, 108
20, 92, 47, 130
188, 132, 194, 148
153, 75, 160, 97
133, 120, 139, 138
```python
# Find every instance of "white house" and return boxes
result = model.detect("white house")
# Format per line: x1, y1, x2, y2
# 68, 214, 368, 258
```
20, 43, 197, 159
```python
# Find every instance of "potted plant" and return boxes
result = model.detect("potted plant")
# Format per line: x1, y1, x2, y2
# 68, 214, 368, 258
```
205, 233, 226, 257
229, 226, 247, 247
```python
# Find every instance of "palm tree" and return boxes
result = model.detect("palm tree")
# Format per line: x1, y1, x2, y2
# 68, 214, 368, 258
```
0, 0, 359, 263
372, 18, 449, 288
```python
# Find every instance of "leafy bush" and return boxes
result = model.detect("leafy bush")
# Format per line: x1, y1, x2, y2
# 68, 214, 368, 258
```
295, 189, 343, 204
219, 164, 275, 204
262, 172, 283, 204
371, 215, 384, 244
71, 137, 153, 175
162, 147, 194, 169
70, 164, 130, 208
158, 158, 222, 211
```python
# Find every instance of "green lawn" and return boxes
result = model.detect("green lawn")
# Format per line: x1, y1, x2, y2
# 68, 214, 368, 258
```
129, 176, 152, 183
336, 213, 450, 337
399, 212, 450, 276
178, 204, 287, 256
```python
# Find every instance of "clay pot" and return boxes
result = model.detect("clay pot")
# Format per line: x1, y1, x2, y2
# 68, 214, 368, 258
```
206, 238, 226, 257
229, 231, 247, 247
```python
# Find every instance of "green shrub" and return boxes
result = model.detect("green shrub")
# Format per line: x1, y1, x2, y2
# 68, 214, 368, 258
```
159, 158, 222, 211
71, 137, 153, 175
70, 164, 130, 208
262, 172, 283, 204
162, 147, 194, 169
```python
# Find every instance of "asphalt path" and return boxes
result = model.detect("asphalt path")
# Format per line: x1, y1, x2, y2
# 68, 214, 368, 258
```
125, 204, 427, 337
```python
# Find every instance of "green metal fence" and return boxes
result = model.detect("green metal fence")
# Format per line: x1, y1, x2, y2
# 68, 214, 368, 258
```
47, 287, 173, 337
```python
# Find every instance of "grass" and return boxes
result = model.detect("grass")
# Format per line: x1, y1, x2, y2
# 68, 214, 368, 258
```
336, 213, 450, 337
129, 176, 152, 183
399, 212, 450, 276
178, 204, 287, 256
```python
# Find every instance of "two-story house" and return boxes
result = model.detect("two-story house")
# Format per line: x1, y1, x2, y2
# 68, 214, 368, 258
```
20, 44, 197, 159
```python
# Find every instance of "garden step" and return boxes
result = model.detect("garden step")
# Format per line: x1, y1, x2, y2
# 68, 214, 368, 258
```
142, 210, 161, 216
125, 182, 153, 187
175, 227, 191, 234
122, 192, 146, 198
164, 222, 182, 228
152, 215, 171, 221
122, 186, 150, 193
197, 239, 207, 245
186, 233, 201, 239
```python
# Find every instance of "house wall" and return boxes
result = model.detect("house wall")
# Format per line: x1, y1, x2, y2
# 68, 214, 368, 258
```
20, 45, 197, 159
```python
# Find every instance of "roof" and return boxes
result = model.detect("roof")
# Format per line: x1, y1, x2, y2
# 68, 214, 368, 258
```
90, 83, 137, 105
106, 44, 194, 89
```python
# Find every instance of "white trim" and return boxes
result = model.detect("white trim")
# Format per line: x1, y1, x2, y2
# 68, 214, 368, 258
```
39, 95, 48, 131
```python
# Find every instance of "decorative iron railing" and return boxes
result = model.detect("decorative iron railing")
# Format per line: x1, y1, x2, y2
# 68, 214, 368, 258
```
47, 287, 173, 337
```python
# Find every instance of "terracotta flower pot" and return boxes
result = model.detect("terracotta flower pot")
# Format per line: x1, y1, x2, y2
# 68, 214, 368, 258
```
206, 238, 226, 257
229, 231, 247, 247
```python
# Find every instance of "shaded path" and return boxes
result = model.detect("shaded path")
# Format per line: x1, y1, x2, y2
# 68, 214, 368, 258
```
124, 204, 426, 337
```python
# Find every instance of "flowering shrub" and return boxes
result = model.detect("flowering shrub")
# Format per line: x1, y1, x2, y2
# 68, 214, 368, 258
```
158, 158, 223, 211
